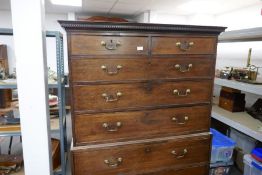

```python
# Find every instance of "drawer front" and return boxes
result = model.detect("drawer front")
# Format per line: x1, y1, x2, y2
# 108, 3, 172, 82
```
74, 106, 210, 145
72, 135, 211, 175
70, 57, 214, 82
144, 165, 208, 175
70, 35, 149, 56
70, 58, 148, 82
73, 81, 212, 112
150, 57, 214, 79
152, 37, 216, 55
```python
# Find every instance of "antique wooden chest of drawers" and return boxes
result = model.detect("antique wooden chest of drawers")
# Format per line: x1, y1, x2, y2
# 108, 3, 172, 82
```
59, 21, 226, 175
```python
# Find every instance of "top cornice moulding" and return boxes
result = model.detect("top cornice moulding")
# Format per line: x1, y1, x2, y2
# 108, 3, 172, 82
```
58, 20, 226, 35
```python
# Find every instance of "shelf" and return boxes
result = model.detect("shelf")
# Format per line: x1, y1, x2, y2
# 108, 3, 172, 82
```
0, 81, 62, 89
211, 104, 262, 142
0, 29, 67, 175
0, 117, 60, 137
218, 27, 262, 42
214, 78, 262, 95
0, 102, 18, 116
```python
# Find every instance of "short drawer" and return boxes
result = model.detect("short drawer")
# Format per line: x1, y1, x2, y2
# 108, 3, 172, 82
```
72, 135, 211, 175
74, 105, 210, 146
72, 80, 212, 113
70, 57, 214, 82
70, 35, 149, 56
152, 37, 216, 55
150, 57, 214, 79
70, 58, 148, 82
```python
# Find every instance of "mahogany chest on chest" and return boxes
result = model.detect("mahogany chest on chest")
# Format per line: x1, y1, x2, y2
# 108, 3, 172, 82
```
59, 21, 226, 175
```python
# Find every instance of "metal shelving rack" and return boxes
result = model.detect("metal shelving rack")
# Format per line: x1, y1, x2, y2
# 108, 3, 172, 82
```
213, 27, 262, 142
0, 29, 67, 175
218, 27, 262, 42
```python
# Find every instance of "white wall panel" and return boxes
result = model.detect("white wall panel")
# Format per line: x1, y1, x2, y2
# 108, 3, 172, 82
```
217, 41, 262, 73
150, 11, 187, 24
0, 10, 12, 28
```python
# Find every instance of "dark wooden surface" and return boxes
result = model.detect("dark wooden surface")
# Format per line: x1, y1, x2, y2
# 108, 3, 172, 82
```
74, 105, 211, 145
60, 21, 225, 175
58, 20, 226, 34
70, 57, 215, 83
141, 165, 209, 175
0, 45, 8, 60
72, 80, 212, 113
152, 36, 216, 55
71, 58, 148, 82
51, 138, 61, 170
72, 135, 210, 175
0, 89, 12, 108
70, 35, 149, 56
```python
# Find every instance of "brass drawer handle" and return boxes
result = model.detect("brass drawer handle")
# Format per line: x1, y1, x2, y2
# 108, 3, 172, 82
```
171, 116, 189, 125
104, 157, 123, 167
102, 122, 122, 132
173, 89, 190, 96
101, 65, 122, 75
101, 40, 121, 50
176, 41, 194, 51
174, 64, 193, 72
171, 149, 188, 159
102, 92, 123, 102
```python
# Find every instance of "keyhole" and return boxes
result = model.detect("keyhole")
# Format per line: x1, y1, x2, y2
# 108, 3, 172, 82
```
145, 147, 152, 153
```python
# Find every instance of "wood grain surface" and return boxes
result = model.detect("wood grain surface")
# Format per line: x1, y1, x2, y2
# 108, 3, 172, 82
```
72, 135, 211, 175
70, 35, 149, 56
70, 57, 214, 82
74, 105, 211, 145
152, 36, 216, 55
72, 80, 212, 112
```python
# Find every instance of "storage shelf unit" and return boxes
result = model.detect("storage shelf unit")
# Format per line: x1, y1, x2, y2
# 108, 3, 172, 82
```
0, 29, 67, 175
213, 28, 262, 142
0, 83, 16, 89
0, 117, 60, 137
212, 104, 262, 142
218, 27, 262, 42
0, 82, 62, 89
214, 78, 262, 95
213, 78, 262, 141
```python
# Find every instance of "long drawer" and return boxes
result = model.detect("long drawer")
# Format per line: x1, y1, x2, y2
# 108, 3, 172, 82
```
70, 57, 214, 82
143, 165, 209, 175
70, 35, 149, 56
74, 105, 210, 146
152, 36, 216, 55
71, 134, 211, 175
72, 80, 212, 113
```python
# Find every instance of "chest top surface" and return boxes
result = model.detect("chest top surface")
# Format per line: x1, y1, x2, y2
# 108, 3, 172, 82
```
59, 20, 226, 35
